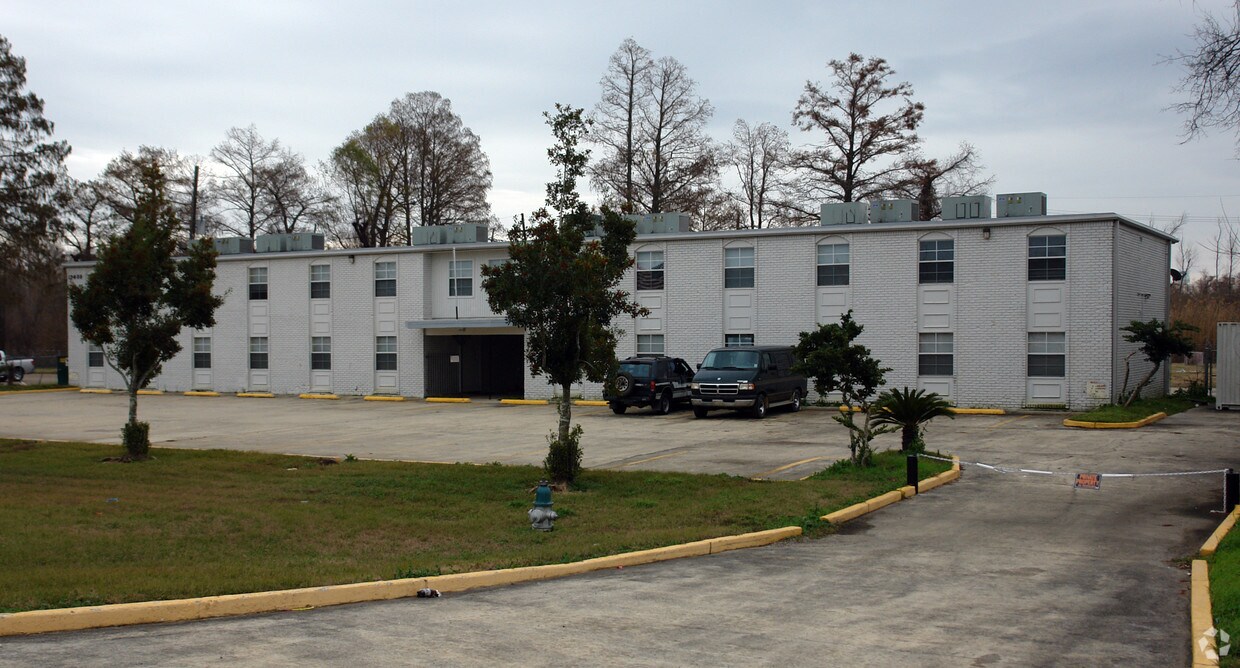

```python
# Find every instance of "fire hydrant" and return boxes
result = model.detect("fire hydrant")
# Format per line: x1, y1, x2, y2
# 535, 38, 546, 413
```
529, 480, 558, 531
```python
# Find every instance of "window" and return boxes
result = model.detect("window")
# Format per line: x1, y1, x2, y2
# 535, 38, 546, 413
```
310, 264, 331, 299
374, 261, 396, 297
918, 333, 954, 376
636, 334, 664, 355
919, 239, 954, 284
248, 267, 268, 300
725, 334, 754, 348
249, 337, 268, 370
636, 250, 665, 290
816, 243, 850, 286
311, 336, 331, 370
193, 337, 211, 369
724, 247, 755, 288
1028, 332, 1066, 377
376, 336, 397, 371
449, 260, 473, 297
88, 343, 104, 368
1028, 234, 1067, 281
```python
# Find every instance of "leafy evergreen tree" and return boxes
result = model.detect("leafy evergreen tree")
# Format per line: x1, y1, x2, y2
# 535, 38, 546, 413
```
482, 105, 644, 483
69, 158, 223, 460
1118, 319, 1197, 407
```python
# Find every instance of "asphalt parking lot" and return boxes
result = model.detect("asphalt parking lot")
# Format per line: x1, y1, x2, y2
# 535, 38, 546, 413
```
2, 394, 1239, 666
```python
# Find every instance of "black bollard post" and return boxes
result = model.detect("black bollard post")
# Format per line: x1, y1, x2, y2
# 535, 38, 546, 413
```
1227, 469, 1239, 514
907, 453, 919, 494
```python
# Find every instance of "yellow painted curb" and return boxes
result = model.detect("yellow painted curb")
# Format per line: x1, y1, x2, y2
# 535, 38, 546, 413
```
823, 500, 871, 525
0, 386, 78, 395
298, 393, 338, 400
500, 399, 549, 405
1062, 411, 1168, 429
184, 391, 220, 397
1201, 507, 1240, 557
1192, 560, 1218, 667
136, 389, 163, 396
574, 400, 608, 406
822, 459, 961, 526
237, 392, 274, 398
952, 455, 961, 472
918, 468, 961, 493
79, 388, 112, 394
948, 407, 1005, 415
364, 395, 405, 402
898, 485, 918, 499
0, 527, 800, 637
426, 397, 471, 403
837, 405, 864, 413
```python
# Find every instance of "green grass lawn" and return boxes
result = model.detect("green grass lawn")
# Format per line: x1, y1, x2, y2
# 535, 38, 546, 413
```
1209, 528, 1240, 667
0, 439, 949, 612
1068, 396, 1196, 423
0, 383, 69, 393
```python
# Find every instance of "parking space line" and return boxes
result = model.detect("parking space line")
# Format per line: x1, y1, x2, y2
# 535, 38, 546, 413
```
987, 415, 1029, 430
612, 452, 680, 468
751, 457, 826, 480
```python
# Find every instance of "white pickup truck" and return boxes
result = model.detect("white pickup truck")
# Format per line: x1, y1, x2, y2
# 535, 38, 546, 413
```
0, 350, 35, 382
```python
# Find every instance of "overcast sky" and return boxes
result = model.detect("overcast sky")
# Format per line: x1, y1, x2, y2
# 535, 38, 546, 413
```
8, 0, 1239, 267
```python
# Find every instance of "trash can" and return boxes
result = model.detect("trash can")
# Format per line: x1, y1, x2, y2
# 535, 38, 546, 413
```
57, 357, 68, 386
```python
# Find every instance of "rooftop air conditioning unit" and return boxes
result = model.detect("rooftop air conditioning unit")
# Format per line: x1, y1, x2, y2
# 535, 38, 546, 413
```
626, 212, 693, 234
255, 234, 291, 253
996, 192, 1048, 218
411, 226, 449, 246
941, 196, 992, 221
449, 223, 488, 244
212, 237, 254, 255
869, 199, 918, 223
287, 233, 325, 251
820, 202, 868, 226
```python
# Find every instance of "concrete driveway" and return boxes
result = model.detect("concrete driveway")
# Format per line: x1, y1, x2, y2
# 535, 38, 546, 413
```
0, 397, 1237, 666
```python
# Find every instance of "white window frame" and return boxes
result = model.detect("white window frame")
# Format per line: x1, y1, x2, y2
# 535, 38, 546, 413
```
1028, 332, 1067, 377
816, 242, 850, 286
724, 247, 755, 289
376, 336, 398, 371
193, 336, 211, 369
636, 250, 665, 291
918, 333, 954, 376
636, 334, 665, 355
311, 336, 332, 370
248, 266, 268, 300
449, 260, 473, 297
725, 334, 755, 348
374, 261, 397, 297
249, 337, 268, 370
310, 264, 331, 299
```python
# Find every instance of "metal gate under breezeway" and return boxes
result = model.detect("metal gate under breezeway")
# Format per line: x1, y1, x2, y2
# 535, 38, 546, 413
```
425, 334, 524, 398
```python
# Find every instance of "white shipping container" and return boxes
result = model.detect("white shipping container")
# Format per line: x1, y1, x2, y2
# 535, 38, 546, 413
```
1218, 322, 1240, 409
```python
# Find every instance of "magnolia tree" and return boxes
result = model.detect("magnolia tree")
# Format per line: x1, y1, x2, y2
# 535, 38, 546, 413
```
794, 311, 893, 466
482, 105, 644, 483
69, 158, 222, 460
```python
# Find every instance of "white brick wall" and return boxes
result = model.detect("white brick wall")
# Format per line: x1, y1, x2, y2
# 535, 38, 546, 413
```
64, 215, 1171, 409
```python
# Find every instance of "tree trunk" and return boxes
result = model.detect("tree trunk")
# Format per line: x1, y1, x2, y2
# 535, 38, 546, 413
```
558, 381, 573, 443
128, 385, 138, 425
1123, 361, 1162, 408
1118, 350, 1138, 403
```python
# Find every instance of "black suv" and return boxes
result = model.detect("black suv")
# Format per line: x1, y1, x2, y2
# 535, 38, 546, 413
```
690, 345, 808, 419
605, 356, 695, 415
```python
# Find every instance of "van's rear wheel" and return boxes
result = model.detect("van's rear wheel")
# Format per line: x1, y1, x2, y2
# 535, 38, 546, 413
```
751, 394, 768, 419
693, 407, 708, 419
790, 389, 802, 413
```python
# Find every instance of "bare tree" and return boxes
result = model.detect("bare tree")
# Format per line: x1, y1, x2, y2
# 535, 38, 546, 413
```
388, 91, 492, 237
635, 56, 716, 213
589, 38, 653, 211
211, 125, 281, 240
97, 146, 207, 243
724, 119, 792, 228
788, 53, 925, 220
261, 149, 332, 234
325, 117, 403, 248
63, 178, 115, 260
896, 142, 996, 220
1171, 1, 1240, 151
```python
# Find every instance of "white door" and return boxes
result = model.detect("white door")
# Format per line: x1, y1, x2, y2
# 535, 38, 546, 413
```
87, 343, 105, 388
192, 335, 212, 390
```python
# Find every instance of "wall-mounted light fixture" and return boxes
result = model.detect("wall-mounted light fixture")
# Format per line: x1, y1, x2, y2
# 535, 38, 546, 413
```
982, 227, 991, 240
348, 254, 356, 264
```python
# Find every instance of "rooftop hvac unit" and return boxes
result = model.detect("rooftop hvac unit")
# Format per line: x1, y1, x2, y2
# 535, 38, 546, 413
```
411, 226, 449, 246
287, 233, 324, 251
941, 196, 992, 221
820, 202, 868, 226
255, 234, 289, 253
212, 237, 254, 255
449, 223, 489, 244
626, 212, 693, 234
995, 192, 1047, 218
1219, 323, 1240, 410
869, 199, 918, 223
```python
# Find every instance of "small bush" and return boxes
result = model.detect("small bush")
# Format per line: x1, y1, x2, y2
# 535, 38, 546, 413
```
545, 424, 583, 484
121, 421, 150, 459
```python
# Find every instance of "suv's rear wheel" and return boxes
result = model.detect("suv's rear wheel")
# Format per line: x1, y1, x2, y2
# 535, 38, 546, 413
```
693, 407, 708, 419
655, 391, 672, 415
751, 394, 768, 419
610, 402, 626, 415
790, 389, 802, 413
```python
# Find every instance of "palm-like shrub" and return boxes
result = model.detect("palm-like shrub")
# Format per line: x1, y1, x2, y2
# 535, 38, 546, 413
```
873, 387, 954, 452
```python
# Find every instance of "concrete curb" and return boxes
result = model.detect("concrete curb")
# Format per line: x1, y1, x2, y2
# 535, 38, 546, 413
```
822, 456, 961, 526
426, 397, 471, 403
298, 393, 338, 400
363, 395, 405, 402
79, 388, 112, 394
0, 526, 800, 637
136, 389, 162, 396
1201, 507, 1240, 557
237, 392, 274, 398
184, 391, 220, 397
574, 400, 608, 407
948, 407, 1006, 415
0, 386, 78, 395
1062, 411, 1168, 429
1192, 559, 1218, 667
499, 399, 549, 406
